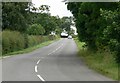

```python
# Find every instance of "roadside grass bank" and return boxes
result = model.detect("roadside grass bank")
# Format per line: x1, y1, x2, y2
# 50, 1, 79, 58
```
2, 30, 59, 58
2, 38, 59, 58
74, 38, 118, 80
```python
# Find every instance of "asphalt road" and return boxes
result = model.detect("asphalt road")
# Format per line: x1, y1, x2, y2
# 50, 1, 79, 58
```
2, 38, 113, 81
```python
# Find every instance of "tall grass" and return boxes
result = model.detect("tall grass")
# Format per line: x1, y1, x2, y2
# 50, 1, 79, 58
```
27, 35, 56, 47
28, 35, 42, 47
74, 38, 118, 80
2, 30, 25, 54
2, 30, 57, 55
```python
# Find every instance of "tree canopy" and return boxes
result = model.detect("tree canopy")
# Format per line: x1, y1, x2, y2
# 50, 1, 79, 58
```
2, 2, 30, 32
67, 2, 120, 63
2, 2, 73, 35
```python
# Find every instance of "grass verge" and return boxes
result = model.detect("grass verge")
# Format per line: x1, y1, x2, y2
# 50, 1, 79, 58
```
2, 39, 59, 58
74, 38, 118, 80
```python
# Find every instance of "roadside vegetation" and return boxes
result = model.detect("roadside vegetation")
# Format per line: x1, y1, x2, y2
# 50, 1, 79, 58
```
67, 2, 120, 80
2, 30, 58, 55
75, 38, 118, 80
3, 38, 58, 56
2, 2, 73, 56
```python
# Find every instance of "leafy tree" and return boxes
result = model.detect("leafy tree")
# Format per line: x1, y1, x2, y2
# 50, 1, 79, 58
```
2, 2, 30, 32
27, 24, 45, 35
32, 13, 71, 35
100, 8, 120, 63
67, 2, 118, 50
60, 17, 73, 34
67, 2, 120, 63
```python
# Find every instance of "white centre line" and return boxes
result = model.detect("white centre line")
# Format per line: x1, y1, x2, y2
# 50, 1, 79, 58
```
47, 44, 64, 56
35, 65, 38, 73
37, 59, 41, 65
37, 75, 45, 81
53, 50, 56, 53
48, 52, 53, 55
55, 48, 58, 51
35, 43, 64, 81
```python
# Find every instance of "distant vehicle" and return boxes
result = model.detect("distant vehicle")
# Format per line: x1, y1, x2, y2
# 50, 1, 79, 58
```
60, 32, 68, 38
68, 35, 72, 39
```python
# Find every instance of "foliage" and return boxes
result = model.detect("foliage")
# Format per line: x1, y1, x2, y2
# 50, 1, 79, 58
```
30, 4, 50, 13
2, 30, 57, 55
60, 17, 73, 34
27, 24, 45, 35
2, 30, 26, 54
28, 35, 55, 47
2, 2, 72, 56
2, 2, 30, 32
28, 35, 42, 47
99, 9, 120, 63
75, 38, 118, 80
31, 13, 73, 35
67, 2, 120, 63
2, 2, 73, 36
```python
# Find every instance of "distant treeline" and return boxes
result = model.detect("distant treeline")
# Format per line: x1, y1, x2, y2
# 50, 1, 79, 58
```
2, 2, 74, 54
2, 2, 74, 35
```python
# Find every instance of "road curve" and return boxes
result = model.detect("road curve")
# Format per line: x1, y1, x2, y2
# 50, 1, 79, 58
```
2, 38, 113, 81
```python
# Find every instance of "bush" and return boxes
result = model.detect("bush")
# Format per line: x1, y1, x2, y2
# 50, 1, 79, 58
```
27, 24, 45, 35
28, 35, 56, 47
28, 35, 43, 47
2, 30, 26, 54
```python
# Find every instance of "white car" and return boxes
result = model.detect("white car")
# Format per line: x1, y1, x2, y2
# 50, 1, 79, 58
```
68, 35, 72, 39
60, 32, 68, 38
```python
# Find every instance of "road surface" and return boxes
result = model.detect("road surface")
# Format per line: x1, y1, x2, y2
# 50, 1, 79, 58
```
2, 38, 113, 81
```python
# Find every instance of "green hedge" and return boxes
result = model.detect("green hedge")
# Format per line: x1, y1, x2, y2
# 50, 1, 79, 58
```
2, 31, 26, 54
2, 30, 57, 55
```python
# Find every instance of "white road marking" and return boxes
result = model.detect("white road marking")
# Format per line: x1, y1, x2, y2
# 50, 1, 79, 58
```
58, 46, 61, 49
35, 43, 64, 81
55, 48, 58, 51
35, 59, 45, 81
48, 53, 52, 55
35, 66, 38, 73
52, 50, 56, 53
37, 59, 41, 65
48, 43, 64, 55
37, 75, 45, 81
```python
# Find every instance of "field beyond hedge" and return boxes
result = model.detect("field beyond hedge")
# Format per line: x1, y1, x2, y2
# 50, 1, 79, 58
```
2, 30, 58, 55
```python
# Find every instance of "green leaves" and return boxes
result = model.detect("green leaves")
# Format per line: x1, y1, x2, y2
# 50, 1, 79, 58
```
2, 2, 30, 32
27, 24, 45, 35
67, 2, 120, 63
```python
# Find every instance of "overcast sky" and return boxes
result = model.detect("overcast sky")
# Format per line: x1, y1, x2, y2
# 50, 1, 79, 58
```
32, 0, 73, 18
